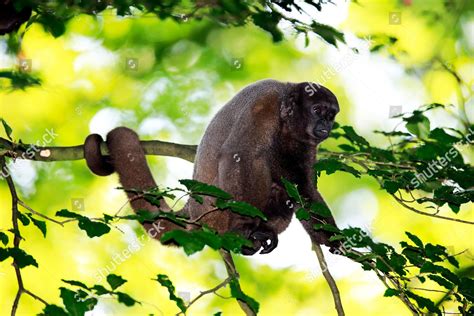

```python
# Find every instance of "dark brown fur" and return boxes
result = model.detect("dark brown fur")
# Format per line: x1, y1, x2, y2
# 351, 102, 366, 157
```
84, 79, 340, 255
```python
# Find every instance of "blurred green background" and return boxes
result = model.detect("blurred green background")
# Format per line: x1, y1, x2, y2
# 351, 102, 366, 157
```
0, 0, 473, 315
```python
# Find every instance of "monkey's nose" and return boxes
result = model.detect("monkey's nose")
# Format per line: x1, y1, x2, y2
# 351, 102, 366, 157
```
314, 129, 328, 138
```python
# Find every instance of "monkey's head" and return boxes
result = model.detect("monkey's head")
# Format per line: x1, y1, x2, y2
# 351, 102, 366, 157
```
281, 82, 339, 145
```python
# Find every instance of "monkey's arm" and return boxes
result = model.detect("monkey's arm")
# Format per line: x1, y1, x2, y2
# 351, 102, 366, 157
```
214, 150, 277, 254
298, 189, 339, 249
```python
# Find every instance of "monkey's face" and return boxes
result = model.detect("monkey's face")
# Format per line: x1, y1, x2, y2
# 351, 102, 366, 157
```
306, 99, 339, 143
286, 82, 339, 145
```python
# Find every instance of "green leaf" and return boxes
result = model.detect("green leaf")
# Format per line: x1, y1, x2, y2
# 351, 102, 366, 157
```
0, 118, 13, 140
103, 214, 114, 223
458, 277, 474, 301
56, 209, 83, 219
382, 180, 401, 194
424, 243, 446, 261
162, 226, 249, 255
406, 291, 438, 313
36, 12, 67, 37
60, 287, 97, 316
384, 288, 400, 297
420, 262, 459, 285
314, 158, 361, 178
190, 194, 204, 204
0, 247, 38, 268
328, 234, 346, 242
0, 71, 41, 90
116, 292, 137, 306
40, 305, 68, 316
61, 280, 89, 290
155, 274, 186, 313
56, 209, 110, 238
427, 275, 454, 290
341, 126, 370, 147
429, 128, 460, 145
405, 232, 424, 249
281, 178, 302, 203
0, 248, 8, 261
229, 278, 259, 314
310, 21, 345, 46
252, 10, 283, 42
27, 214, 47, 237
295, 208, 310, 220
404, 111, 430, 138
446, 255, 459, 268
17, 211, 30, 226
106, 274, 127, 290
338, 144, 357, 152
220, 232, 252, 253
310, 202, 332, 218
0, 232, 8, 246
215, 200, 267, 220
11, 247, 38, 268
161, 230, 206, 255
77, 218, 111, 238
402, 247, 425, 266
313, 223, 340, 233
179, 179, 232, 199
91, 285, 109, 295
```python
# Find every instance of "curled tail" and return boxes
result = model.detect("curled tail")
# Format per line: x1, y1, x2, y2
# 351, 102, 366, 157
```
84, 127, 185, 241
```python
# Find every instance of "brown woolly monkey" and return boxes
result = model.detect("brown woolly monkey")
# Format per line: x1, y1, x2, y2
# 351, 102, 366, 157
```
84, 79, 340, 255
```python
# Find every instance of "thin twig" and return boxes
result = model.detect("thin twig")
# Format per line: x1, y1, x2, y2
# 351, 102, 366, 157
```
312, 244, 345, 316
177, 276, 232, 315
18, 200, 64, 226
392, 195, 474, 225
1, 158, 48, 316
219, 250, 255, 316
408, 287, 449, 294
347, 249, 420, 314
189, 208, 220, 224
353, 159, 474, 225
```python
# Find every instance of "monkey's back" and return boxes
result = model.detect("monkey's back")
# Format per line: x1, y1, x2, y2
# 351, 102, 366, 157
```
192, 79, 288, 185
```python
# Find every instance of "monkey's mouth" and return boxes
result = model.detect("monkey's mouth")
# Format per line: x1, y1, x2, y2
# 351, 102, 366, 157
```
311, 128, 329, 142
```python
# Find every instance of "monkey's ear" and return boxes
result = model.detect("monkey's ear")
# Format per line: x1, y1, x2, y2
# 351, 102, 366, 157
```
280, 88, 298, 120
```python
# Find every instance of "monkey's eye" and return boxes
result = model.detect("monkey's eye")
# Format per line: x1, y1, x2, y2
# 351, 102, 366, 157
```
312, 106, 320, 115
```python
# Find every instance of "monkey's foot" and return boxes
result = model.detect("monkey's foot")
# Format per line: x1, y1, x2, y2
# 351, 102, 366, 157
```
241, 230, 278, 255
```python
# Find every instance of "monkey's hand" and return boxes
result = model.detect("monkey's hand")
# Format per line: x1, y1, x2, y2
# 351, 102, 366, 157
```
241, 230, 278, 255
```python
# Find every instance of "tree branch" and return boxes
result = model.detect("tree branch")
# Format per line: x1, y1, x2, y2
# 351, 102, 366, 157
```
0, 137, 197, 162
312, 244, 345, 316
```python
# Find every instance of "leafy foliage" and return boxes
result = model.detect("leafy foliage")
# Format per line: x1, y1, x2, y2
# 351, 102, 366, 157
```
40, 275, 138, 315
320, 105, 474, 215
161, 227, 251, 255
284, 179, 474, 314
0, 71, 41, 90
2, 0, 343, 50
